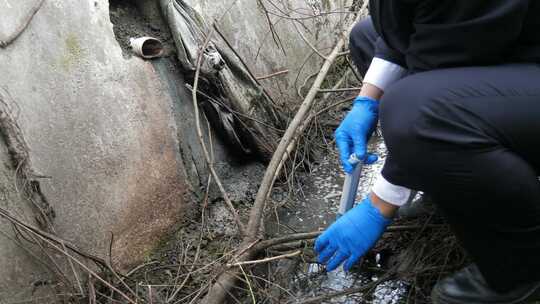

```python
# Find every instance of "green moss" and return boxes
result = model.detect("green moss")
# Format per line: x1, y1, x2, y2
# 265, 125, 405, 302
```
65, 34, 82, 55
60, 34, 83, 70
321, 0, 331, 11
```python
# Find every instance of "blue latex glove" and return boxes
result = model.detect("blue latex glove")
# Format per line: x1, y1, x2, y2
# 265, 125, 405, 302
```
335, 96, 379, 173
314, 197, 391, 271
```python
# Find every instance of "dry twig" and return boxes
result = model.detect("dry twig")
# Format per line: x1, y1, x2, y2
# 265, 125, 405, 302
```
318, 87, 362, 93
227, 250, 301, 267
256, 69, 290, 80
0, 208, 137, 304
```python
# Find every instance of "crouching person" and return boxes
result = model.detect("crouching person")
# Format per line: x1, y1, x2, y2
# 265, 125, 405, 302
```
315, 1, 540, 303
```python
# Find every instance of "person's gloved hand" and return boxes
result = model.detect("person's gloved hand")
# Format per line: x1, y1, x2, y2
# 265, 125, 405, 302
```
314, 197, 391, 271
335, 96, 379, 173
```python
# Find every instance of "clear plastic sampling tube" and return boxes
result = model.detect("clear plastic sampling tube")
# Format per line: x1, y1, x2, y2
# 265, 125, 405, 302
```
337, 154, 363, 218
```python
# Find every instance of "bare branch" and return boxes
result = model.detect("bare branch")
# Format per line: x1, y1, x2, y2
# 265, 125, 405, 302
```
227, 250, 301, 267
256, 69, 290, 80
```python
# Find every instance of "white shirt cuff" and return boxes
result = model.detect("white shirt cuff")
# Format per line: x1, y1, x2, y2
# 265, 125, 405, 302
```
363, 57, 407, 91
372, 173, 412, 206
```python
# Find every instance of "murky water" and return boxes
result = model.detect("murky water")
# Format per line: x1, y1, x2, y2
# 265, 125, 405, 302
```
270, 136, 408, 303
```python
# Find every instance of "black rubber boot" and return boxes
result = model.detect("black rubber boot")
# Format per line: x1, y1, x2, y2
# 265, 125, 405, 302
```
432, 264, 540, 304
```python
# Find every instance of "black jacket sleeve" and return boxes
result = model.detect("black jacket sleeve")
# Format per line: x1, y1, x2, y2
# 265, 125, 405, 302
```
368, 0, 538, 71
369, 0, 418, 68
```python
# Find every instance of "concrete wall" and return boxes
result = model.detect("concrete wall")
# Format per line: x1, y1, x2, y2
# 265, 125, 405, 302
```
0, 0, 193, 301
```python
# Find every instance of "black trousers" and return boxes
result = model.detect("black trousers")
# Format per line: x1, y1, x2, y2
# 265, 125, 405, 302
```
351, 18, 540, 291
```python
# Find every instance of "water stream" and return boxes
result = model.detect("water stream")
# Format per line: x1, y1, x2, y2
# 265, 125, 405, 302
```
270, 136, 408, 303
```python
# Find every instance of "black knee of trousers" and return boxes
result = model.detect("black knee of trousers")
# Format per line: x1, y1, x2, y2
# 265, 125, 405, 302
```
380, 72, 501, 161
379, 69, 509, 189
379, 79, 428, 165
378, 75, 452, 190
349, 17, 377, 76
379, 65, 540, 291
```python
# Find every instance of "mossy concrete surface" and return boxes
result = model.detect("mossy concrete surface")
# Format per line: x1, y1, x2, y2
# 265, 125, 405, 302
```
0, 0, 192, 301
